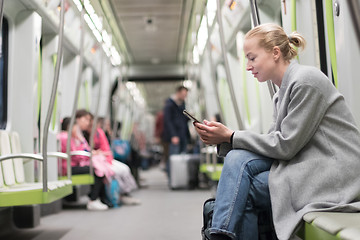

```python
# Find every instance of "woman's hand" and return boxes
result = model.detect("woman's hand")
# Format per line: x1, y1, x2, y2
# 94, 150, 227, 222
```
92, 150, 99, 155
194, 120, 234, 145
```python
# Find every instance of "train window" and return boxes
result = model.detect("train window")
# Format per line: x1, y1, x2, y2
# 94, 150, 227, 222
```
0, 18, 9, 129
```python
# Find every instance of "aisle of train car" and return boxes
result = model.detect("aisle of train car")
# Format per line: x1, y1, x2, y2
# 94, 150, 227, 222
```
0, 167, 211, 240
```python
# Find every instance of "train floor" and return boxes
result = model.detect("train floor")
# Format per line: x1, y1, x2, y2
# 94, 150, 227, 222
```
1, 166, 213, 240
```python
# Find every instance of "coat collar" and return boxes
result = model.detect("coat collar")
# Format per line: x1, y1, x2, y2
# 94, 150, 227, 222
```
277, 60, 298, 101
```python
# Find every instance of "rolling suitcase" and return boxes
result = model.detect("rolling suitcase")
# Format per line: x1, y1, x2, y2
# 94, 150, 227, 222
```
169, 153, 200, 189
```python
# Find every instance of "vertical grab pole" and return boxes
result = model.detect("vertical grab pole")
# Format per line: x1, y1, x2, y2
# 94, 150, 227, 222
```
216, 0, 244, 130
42, 0, 65, 192
66, 8, 85, 180
205, 5, 225, 123
249, 0, 277, 98
249, 0, 260, 26
89, 51, 104, 160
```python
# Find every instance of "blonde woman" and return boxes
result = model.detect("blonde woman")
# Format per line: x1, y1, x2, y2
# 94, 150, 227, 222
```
195, 23, 360, 240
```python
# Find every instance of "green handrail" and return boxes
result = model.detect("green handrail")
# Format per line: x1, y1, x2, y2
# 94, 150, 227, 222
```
325, 0, 338, 88
290, 0, 299, 61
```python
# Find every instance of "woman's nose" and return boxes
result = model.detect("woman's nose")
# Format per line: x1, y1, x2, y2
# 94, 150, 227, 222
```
246, 63, 252, 71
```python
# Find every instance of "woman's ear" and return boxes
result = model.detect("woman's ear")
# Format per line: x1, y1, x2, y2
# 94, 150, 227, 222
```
273, 46, 281, 61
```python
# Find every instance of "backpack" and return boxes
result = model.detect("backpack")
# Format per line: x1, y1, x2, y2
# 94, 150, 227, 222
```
201, 198, 277, 240
112, 139, 131, 162
105, 179, 121, 208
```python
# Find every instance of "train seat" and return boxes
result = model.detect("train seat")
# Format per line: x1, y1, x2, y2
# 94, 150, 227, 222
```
200, 146, 223, 181
0, 131, 72, 207
298, 210, 360, 239
58, 150, 94, 186
200, 163, 223, 181
56, 150, 94, 202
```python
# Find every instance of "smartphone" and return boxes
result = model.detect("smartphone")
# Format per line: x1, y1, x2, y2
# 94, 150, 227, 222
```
183, 110, 201, 123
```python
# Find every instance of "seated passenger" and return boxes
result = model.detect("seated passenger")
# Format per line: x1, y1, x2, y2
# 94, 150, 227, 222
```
59, 118, 90, 176
194, 23, 360, 240
59, 113, 110, 211
103, 118, 113, 148
93, 117, 140, 205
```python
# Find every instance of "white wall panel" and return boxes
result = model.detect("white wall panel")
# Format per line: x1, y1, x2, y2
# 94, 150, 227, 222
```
10, 10, 42, 181
59, 54, 80, 119
333, 0, 360, 126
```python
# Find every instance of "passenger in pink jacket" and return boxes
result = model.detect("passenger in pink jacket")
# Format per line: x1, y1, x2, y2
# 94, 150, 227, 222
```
93, 124, 113, 164
58, 120, 90, 175
93, 118, 140, 204
59, 112, 110, 211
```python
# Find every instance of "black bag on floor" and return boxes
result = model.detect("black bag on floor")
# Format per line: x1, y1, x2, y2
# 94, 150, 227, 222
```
201, 199, 277, 240
201, 198, 216, 240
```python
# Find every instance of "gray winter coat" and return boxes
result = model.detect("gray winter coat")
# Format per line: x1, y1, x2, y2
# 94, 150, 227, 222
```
218, 61, 360, 240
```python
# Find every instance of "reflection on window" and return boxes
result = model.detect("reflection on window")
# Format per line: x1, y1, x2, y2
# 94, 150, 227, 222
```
207, 0, 217, 26
197, 16, 208, 55
0, 18, 9, 129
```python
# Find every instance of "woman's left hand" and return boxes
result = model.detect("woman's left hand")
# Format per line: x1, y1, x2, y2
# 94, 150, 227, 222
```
194, 120, 234, 145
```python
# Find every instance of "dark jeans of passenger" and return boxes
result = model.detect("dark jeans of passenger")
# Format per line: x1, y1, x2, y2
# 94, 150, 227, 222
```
72, 166, 105, 201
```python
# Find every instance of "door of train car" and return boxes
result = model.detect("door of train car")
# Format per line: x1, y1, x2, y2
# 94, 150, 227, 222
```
281, 0, 360, 126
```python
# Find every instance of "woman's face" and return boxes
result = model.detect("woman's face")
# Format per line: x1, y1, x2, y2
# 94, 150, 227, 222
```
244, 37, 276, 83
177, 89, 188, 102
76, 114, 91, 131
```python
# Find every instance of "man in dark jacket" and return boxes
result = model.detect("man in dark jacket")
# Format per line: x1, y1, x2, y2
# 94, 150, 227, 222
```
163, 86, 190, 158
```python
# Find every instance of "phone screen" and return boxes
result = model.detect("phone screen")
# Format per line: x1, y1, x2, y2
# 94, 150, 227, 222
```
183, 110, 201, 123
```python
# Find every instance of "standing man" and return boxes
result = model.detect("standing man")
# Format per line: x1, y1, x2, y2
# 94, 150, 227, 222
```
163, 86, 190, 175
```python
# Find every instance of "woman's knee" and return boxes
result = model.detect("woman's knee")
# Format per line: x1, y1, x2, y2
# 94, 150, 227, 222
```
225, 150, 254, 167
225, 150, 272, 173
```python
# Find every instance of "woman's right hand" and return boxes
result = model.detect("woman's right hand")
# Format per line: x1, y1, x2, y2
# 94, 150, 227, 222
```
194, 120, 234, 145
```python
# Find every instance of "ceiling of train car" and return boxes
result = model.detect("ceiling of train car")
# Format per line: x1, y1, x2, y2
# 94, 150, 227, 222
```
109, 0, 191, 64
108, 0, 197, 114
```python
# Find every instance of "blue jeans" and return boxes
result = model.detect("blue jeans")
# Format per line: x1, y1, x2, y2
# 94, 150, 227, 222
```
209, 150, 274, 240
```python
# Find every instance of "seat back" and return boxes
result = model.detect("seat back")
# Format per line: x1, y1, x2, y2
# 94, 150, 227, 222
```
10, 132, 25, 183
0, 131, 16, 186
